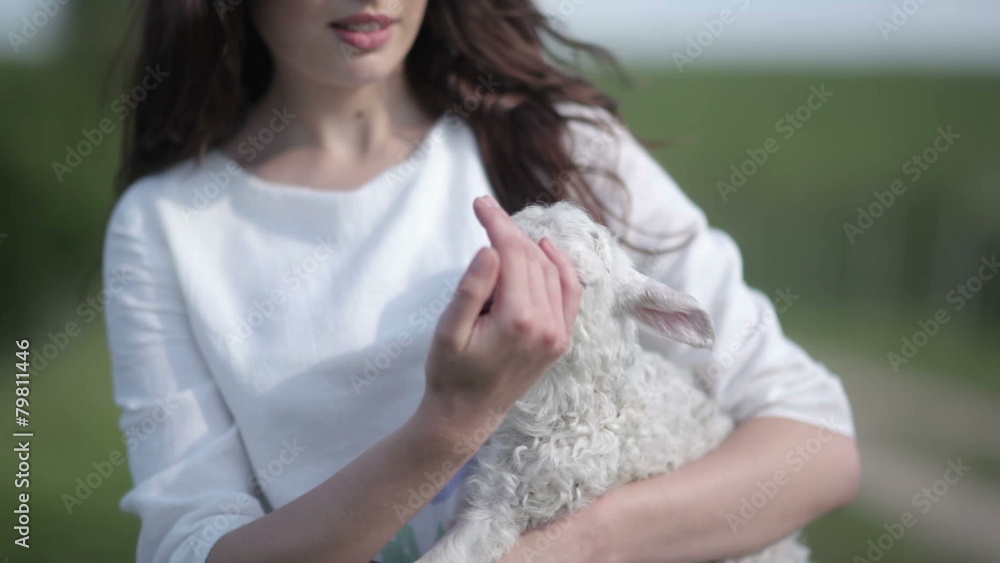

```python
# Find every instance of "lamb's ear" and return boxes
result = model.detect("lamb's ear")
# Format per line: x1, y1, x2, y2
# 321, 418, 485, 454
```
621, 274, 715, 349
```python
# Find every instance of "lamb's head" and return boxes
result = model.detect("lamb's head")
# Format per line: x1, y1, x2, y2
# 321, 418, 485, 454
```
511, 201, 715, 355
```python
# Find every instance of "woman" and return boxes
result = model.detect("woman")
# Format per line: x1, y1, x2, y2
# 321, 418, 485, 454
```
104, 1, 861, 562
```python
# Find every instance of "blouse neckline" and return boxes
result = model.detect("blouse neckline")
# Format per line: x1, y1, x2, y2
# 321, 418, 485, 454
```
207, 112, 451, 200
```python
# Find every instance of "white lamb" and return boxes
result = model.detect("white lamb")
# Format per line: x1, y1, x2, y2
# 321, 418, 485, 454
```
417, 200, 809, 563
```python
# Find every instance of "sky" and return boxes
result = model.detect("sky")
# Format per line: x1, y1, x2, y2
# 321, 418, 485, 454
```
534, 0, 1000, 72
3, 0, 999, 73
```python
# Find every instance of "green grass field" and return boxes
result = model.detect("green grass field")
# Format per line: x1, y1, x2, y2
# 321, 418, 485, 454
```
600, 69, 1000, 395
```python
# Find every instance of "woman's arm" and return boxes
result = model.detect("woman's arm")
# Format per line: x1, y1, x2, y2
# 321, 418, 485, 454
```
106, 183, 270, 563
111, 181, 478, 563
107, 182, 581, 563
503, 417, 860, 563
508, 103, 862, 562
207, 400, 489, 563
210, 195, 582, 562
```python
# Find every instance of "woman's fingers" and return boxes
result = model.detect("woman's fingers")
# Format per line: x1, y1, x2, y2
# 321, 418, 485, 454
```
540, 237, 583, 336
472, 196, 578, 350
523, 256, 552, 328
536, 250, 567, 351
434, 246, 500, 351
426, 199, 585, 421
473, 196, 530, 311
473, 195, 529, 257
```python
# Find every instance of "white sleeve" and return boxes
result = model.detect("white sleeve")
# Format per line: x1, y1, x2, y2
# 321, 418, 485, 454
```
103, 180, 267, 563
564, 106, 856, 438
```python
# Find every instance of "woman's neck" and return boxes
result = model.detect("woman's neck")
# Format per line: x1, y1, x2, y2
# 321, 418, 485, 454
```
260, 65, 429, 154
220, 63, 438, 191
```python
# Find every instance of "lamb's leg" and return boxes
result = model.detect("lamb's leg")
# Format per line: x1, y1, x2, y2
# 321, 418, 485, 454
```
416, 505, 522, 563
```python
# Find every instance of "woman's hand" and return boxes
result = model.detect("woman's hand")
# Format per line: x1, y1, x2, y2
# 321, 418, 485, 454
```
419, 194, 583, 438
205, 194, 586, 563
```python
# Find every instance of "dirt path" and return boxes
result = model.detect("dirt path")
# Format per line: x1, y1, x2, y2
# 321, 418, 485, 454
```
802, 340, 1000, 562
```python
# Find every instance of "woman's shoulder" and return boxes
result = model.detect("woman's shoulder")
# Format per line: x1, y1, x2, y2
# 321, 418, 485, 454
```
109, 153, 235, 230
552, 100, 665, 192
553, 100, 619, 126
552, 101, 707, 246
553, 100, 628, 152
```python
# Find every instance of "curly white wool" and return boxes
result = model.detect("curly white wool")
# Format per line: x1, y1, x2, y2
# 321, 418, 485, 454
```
417, 201, 809, 563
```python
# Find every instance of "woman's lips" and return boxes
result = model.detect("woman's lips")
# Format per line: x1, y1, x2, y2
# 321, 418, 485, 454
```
330, 12, 397, 51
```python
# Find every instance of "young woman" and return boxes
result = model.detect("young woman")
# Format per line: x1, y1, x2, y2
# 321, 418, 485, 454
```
104, 1, 860, 562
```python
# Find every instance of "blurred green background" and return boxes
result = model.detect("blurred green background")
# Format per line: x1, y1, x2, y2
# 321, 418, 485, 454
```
1, 1, 998, 561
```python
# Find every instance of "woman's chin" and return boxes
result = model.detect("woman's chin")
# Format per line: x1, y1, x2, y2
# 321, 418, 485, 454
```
337, 61, 401, 86
310, 50, 406, 89
281, 60, 397, 91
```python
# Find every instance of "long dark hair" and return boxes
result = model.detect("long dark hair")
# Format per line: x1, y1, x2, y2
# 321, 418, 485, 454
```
117, 0, 683, 254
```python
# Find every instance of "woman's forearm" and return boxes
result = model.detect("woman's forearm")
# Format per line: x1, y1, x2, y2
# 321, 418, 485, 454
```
207, 399, 494, 563
505, 417, 861, 563
597, 417, 860, 563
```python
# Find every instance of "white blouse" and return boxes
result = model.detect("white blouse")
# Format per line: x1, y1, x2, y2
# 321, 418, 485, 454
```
102, 104, 855, 563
